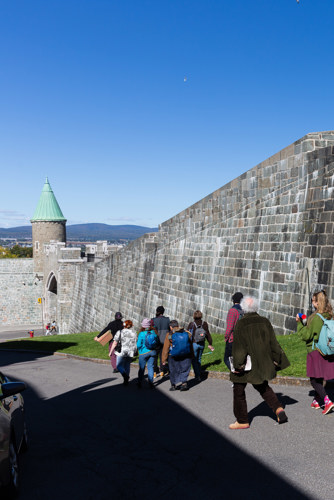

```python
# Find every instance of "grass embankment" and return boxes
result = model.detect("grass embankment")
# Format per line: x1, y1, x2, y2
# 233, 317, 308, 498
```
0, 332, 307, 378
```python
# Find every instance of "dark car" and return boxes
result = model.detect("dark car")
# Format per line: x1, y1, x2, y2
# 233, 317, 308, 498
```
0, 372, 27, 497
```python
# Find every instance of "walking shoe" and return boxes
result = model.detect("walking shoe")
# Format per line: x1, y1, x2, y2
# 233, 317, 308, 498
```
113, 369, 119, 374
311, 400, 321, 409
322, 402, 334, 415
180, 383, 188, 391
229, 421, 250, 430
160, 372, 164, 377
169, 385, 176, 391
149, 381, 155, 389
153, 372, 157, 379
276, 408, 288, 424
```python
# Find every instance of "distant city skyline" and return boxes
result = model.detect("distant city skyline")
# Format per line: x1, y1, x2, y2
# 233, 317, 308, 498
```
1, 1, 334, 228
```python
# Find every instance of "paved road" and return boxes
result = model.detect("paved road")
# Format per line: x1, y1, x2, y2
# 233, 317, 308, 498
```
1, 350, 333, 500
0, 325, 44, 342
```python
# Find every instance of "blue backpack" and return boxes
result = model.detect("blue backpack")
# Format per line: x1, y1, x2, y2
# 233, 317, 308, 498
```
144, 330, 160, 350
169, 330, 191, 357
314, 313, 334, 356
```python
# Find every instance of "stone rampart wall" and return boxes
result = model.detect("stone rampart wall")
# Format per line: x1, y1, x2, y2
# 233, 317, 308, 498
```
0, 259, 42, 325
3, 132, 334, 334
65, 132, 334, 335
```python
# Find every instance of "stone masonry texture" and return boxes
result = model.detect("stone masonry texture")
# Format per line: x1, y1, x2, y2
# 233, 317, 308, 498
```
0, 259, 42, 325
2, 131, 334, 334
32, 220, 66, 273
63, 131, 334, 335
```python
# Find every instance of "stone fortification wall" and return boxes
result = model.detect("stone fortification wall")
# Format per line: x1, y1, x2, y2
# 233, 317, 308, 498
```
66, 235, 156, 333
0, 259, 42, 325
3, 132, 333, 332
64, 131, 334, 335
154, 131, 334, 333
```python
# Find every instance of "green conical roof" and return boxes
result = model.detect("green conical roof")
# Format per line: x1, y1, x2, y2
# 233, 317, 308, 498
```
31, 178, 66, 222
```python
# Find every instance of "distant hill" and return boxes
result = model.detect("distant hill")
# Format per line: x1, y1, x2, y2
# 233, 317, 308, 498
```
0, 226, 32, 238
66, 224, 159, 241
0, 223, 159, 241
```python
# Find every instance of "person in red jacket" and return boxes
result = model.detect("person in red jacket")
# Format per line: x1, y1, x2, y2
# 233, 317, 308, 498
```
224, 292, 243, 370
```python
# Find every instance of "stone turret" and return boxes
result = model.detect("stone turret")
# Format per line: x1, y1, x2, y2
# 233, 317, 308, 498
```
31, 178, 67, 273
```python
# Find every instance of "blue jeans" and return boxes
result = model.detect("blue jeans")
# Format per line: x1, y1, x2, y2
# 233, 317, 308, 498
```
138, 351, 156, 383
224, 342, 233, 371
116, 355, 132, 377
192, 342, 205, 378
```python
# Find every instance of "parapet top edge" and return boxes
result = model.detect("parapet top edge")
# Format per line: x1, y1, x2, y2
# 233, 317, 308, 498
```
160, 130, 334, 229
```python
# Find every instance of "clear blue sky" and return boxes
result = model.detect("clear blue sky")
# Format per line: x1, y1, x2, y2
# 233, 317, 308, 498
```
1, 0, 333, 228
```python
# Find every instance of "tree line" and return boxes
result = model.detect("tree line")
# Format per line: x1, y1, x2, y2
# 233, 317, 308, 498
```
0, 245, 33, 258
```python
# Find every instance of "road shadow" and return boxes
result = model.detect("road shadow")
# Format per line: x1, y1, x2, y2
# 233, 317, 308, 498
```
0, 341, 77, 357
1, 352, 311, 500
248, 392, 299, 424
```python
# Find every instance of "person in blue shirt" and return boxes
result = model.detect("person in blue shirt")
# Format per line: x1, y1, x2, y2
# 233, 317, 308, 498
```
137, 318, 158, 389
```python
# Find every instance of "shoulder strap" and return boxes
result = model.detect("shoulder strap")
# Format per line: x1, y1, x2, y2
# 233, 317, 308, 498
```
313, 313, 325, 350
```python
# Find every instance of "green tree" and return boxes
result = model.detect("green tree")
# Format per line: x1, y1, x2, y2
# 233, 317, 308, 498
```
0, 246, 15, 258
0, 245, 33, 258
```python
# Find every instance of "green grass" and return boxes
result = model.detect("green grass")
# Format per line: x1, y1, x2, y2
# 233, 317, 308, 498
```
0, 331, 308, 378
0, 333, 111, 360
274, 332, 307, 378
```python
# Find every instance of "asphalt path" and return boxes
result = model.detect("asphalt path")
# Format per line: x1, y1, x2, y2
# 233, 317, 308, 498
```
0, 326, 44, 342
1, 351, 334, 499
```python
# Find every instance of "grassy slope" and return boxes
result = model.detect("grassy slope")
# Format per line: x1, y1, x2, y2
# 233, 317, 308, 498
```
0, 332, 308, 378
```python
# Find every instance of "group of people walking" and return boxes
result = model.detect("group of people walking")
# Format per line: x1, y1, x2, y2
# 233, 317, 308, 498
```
224, 289, 334, 429
95, 288, 334, 429
95, 306, 214, 392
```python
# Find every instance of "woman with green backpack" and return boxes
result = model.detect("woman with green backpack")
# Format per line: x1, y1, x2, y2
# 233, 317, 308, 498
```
297, 290, 334, 415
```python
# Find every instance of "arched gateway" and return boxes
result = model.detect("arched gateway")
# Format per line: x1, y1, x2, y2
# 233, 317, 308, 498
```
45, 272, 58, 325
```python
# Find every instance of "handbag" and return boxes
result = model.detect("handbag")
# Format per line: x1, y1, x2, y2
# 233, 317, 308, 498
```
96, 331, 112, 346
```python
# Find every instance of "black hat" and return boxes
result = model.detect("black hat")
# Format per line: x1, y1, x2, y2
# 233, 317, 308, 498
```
115, 312, 123, 320
232, 292, 243, 304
